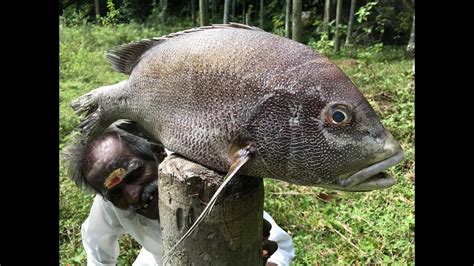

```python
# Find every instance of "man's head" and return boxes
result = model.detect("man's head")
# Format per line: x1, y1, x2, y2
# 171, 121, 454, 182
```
65, 125, 280, 261
66, 127, 166, 220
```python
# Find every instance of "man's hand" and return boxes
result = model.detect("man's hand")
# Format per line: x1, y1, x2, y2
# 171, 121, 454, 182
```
263, 218, 278, 265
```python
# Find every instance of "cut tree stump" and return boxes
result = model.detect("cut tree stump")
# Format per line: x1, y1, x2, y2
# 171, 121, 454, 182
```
158, 154, 264, 265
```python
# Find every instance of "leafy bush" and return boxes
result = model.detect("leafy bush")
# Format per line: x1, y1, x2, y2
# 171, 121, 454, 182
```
308, 32, 334, 54
60, 5, 91, 26
99, 0, 121, 26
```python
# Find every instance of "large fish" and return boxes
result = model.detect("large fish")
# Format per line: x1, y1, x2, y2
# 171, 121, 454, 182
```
72, 23, 404, 192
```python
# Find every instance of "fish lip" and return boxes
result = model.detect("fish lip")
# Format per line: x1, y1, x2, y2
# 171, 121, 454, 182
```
339, 149, 404, 188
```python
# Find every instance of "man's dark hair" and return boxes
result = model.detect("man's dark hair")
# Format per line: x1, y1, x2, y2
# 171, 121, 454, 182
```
63, 121, 164, 195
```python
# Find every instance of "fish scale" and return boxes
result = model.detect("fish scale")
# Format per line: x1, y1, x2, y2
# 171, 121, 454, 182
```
72, 23, 403, 190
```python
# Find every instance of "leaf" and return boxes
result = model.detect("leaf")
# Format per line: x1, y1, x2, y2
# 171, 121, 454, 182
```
316, 192, 335, 202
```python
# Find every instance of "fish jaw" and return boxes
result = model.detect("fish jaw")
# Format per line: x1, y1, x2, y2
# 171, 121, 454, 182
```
336, 132, 404, 191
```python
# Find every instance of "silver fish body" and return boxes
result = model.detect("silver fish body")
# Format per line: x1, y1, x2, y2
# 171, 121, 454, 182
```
72, 24, 403, 191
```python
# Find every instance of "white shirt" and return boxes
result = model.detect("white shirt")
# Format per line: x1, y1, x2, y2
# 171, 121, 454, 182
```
82, 195, 295, 266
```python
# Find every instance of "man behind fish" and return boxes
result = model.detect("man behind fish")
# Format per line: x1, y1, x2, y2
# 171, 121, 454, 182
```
65, 121, 295, 265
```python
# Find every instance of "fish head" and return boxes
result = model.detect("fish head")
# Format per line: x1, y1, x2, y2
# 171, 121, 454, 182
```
248, 59, 404, 191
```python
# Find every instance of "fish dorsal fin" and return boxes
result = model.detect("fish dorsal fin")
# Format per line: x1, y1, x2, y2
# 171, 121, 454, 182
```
200, 22, 264, 32
105, 23, 263, 75
105, 39, 156, 75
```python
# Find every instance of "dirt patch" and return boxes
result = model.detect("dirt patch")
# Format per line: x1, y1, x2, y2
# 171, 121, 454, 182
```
374, 91, 393, 113
333, 59, 359, 68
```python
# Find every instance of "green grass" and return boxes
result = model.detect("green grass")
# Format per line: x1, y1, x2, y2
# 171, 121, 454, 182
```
60, 22, 414, 265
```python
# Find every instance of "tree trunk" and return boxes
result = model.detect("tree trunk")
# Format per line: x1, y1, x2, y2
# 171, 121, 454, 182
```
95, 0, 100, 22
407, 1, 415, 76
246, 9, 251, 25
292, 0, 302, 42
160, 0, 168, 24
285, 0, 291, 38
224, 0, 230, 23
330, 0, 336, 20
323, 0, 330, 33
232, 0, 236, 21
242, 0, 246, 24
211, 0, 217, 23
407, 8, 415, 57
200, 0, 209, 26
191, 0, 197, 26
345, 0, 356, 45
158, 154, 264, 265
259, 0, 264, 29
333, 0, 342, 52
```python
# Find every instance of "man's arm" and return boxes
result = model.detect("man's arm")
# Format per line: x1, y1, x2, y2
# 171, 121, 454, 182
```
264, 211, 296, 266
81, 195, 126, 266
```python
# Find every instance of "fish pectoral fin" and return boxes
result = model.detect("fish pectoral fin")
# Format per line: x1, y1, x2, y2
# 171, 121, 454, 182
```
113, 119, 143, 135
162, 144, 255, 264
114, 120, 163, 145
226, 143, 255, 178
207, 144, 254, 213
112, 120, 167, 162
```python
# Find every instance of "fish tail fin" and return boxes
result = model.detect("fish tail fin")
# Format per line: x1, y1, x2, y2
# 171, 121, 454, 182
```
70, 80, 128, 141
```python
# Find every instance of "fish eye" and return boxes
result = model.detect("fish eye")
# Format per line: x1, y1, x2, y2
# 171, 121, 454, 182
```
326, 104, 351, 126
332, 111, 345, 123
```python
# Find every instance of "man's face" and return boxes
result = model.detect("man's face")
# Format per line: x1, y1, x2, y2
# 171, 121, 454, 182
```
85, 135, 160, 220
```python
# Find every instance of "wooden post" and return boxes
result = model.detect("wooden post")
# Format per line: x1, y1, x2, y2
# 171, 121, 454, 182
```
158, 154, 264, 265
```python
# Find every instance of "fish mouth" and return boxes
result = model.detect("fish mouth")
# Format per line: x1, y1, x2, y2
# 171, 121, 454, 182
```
337, 133, 404, 191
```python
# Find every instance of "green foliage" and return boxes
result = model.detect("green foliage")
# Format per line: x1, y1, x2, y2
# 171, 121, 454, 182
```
351, 0, 413, 45
271, 13, 285, 36
308, 32, 334, 54
373, 0, 413, 44
352, 1, 379, 45
99, 0, 121, 26
60, 22, 414, 265
247, 4, 254, 14
147, 0, 161, 24
60, 0, 413, 47
118, 0, 137, 23
356, 1, 378, 23
357, 42, 384, 61
60, 4, 91, 26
